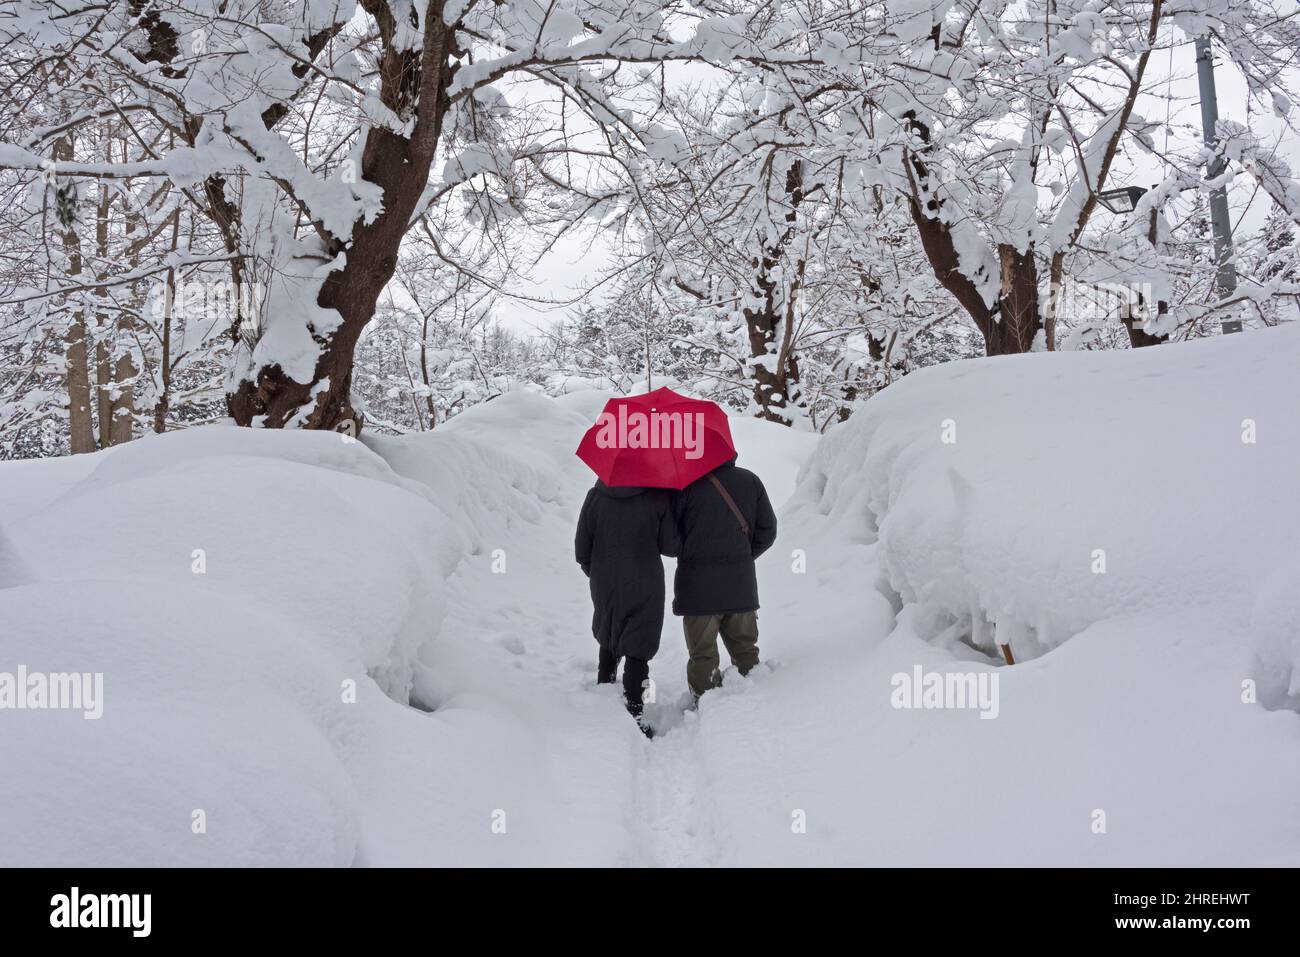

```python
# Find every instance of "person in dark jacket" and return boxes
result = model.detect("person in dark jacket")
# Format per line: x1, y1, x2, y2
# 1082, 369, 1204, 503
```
575, 480, 679, 733
671, 455, 777, 698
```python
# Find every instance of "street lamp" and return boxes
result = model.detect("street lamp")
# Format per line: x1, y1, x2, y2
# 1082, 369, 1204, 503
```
1096, 183, 1167, 345
1098, 185, 1149, 214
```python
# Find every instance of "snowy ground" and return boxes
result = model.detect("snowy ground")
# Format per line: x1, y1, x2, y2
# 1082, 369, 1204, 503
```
2, 329, 1299, 866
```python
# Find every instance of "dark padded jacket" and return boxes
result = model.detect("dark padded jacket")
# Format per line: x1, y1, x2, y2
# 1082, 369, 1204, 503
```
671, 458, 777, 616
575, 482, 679, 660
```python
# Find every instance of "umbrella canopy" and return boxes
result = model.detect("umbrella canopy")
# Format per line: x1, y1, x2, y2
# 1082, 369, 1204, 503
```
576, 387, 736, 490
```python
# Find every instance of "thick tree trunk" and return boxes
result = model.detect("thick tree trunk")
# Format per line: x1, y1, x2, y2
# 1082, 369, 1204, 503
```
745, 283, 803, 423
744, 160, 805, 424
905, 116, 1044, 356
907, 190, 1044, 356
992, 244, 1042, 354
228, 3, 457, 433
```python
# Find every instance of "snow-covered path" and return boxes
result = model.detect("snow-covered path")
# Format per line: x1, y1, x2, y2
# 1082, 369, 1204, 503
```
354, 403, 838, 866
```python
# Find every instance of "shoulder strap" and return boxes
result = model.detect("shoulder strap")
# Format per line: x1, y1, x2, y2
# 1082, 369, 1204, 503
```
707, 473, 750, 538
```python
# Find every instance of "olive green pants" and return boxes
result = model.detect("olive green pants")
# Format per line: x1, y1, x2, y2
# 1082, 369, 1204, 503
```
682, 611, 760, 697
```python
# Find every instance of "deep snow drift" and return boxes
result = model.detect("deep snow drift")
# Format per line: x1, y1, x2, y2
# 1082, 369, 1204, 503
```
2, 328, 1298, 866
728, 323, 1300, 865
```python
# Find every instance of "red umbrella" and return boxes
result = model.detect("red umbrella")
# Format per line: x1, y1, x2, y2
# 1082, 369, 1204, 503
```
576, 386, 736, 489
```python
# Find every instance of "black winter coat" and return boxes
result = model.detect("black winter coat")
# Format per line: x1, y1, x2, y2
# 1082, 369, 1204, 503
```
575, 482, 679, 660
671, 459, 777, 616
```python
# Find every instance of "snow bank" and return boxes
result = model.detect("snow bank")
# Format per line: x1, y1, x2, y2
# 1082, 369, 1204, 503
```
689, 326, 1300, 866
1251, 558, 1300, 711
0, 427, 454, 864
0, 396, 597, 866
790, 325, 1300, 669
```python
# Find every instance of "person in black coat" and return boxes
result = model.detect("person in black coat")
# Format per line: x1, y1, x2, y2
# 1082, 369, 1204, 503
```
671, 455, 777, 698
575, 480, 679, 732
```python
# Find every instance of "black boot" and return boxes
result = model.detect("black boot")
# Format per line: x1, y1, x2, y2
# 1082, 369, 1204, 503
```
597, 646, 618, 685
623, 656, 653, 738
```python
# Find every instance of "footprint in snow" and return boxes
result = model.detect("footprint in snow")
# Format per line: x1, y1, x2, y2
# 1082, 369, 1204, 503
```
497, 635, 526, 655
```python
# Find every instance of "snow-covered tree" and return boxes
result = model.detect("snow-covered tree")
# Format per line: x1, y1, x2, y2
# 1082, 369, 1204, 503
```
1, 0, 843, 435
791, 0, 1300, 354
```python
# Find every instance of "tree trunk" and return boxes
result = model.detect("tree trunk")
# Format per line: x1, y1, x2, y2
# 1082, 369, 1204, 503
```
64, 319, 95, 453
1123, 314, 1166, 348
1126, 210, 1169, 348
107, 139, 141, 448
93, 175, 113, 447
228, 3, 458, 433
154, 213, 182, 433
419, 327, 437, 428
744, 159, 805, 423
109, 351, 137, 445
992, 244, 1042, 354
905, 116, 1044, 356
908, 188, 1044, 356
53, 135, 96, 454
